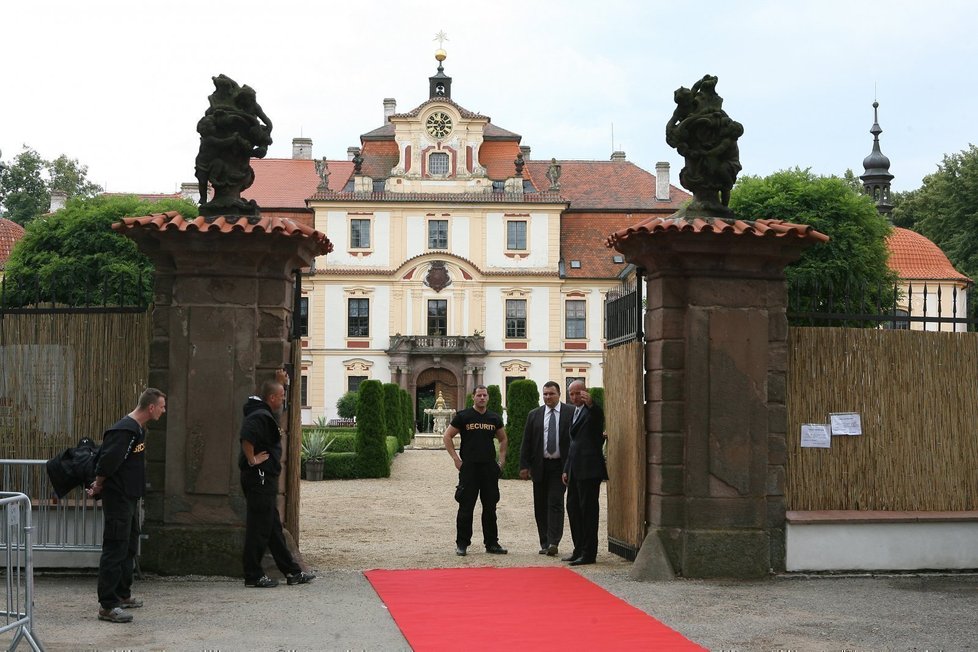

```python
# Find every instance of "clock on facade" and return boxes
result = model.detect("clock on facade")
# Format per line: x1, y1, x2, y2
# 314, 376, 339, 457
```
425, 111, 453, 138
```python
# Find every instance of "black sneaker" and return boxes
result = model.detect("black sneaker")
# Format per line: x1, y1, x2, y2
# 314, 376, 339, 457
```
286, 571, 316, 585
455, 545, 467, 556
245, 575, 279, 588
486, 544, 508, 555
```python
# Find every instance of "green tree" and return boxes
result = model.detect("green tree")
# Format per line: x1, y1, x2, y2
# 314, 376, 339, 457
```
730, 168, 897, 317
891, 144, 978, 283
503, 379, 538, 479
0, 146, 102, 226
336, 391, 359, 419
3, 194, 199, 307
355, 380, 390, 478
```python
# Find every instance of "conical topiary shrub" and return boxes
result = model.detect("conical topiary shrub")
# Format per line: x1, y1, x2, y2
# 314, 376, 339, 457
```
503, 379, 538, 479
356, 380, 390, 478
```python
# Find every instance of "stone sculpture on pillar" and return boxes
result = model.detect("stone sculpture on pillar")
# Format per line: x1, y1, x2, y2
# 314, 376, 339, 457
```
195, 74, 273, 220
665, 74, 744, 218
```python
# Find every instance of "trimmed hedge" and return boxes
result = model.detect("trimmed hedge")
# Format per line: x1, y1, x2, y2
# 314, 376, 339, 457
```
400, 390, 414, 444
383, 383, 405, 452
356, 380, 390, 478
503, 379, 539, 479
488, 384, 503, 418
323, 452, 359, 479
589, 386, 604, 410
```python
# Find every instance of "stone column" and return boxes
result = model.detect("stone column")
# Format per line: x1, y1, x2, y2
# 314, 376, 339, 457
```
115, 213, 330, 576
610, 219, 825, 578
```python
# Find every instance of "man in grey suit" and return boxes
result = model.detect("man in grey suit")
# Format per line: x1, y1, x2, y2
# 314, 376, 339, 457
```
519, 381, 574, 556
562, 380, 608, 566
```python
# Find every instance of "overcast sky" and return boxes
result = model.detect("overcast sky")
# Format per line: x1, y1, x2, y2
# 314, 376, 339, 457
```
3, 0, 975, 195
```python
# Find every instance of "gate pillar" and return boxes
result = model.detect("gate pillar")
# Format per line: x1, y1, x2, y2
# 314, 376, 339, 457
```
609, 218, 826, 578
114, 212, 331, 576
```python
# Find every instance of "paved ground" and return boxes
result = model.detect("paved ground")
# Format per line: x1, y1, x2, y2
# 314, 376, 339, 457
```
13, 449, 978, 651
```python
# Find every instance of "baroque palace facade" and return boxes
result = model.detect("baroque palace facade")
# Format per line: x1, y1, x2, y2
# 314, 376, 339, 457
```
242, 52, 688, 424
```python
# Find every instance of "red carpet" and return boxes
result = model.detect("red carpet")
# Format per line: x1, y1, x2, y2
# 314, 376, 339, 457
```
365, 567, 704, 651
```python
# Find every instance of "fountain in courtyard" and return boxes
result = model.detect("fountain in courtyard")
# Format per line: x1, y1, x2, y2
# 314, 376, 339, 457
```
413, 391, 457, 449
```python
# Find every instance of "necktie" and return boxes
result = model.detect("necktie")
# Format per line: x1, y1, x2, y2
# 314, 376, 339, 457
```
546, 409, 557, 455
573, 406, 581, 424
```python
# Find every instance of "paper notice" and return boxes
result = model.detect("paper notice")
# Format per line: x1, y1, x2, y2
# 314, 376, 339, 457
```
830, 412, 863, 436
801, 423, 831, 448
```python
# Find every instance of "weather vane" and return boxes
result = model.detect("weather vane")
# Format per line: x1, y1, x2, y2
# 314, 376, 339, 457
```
434, 31, 449, 48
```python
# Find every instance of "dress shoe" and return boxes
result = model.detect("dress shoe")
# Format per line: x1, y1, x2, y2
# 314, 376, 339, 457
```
561, 553, 580, 562
569, 558, 595, 566
538, 547, 548, 555
455, 545, 467, 556
546, 544, 559, 557
485, 544, 508, 555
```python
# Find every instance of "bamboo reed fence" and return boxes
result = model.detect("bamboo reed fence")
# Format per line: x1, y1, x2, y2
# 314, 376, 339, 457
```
786, 327, 978, 511
603, 340, 646, 556
0, 312, 151, 460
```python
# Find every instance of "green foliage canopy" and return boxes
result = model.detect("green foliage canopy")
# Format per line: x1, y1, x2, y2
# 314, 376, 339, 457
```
730, 168, 896, 291
3, 194, 199, 307
336, 391, 359, 419
0, 146, 102, 226
891, 144, 978, 284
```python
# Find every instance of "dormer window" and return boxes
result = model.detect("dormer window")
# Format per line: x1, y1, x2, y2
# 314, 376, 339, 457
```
429, 152, 450, 175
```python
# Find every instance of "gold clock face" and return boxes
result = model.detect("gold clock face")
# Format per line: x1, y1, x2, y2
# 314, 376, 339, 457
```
425, 111, 453, 138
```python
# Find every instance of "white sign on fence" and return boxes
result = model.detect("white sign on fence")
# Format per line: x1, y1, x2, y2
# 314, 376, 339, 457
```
830, 412, 863, 436
801, 423, 831, 448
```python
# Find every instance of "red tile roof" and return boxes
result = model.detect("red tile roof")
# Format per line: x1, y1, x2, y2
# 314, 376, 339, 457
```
0, 218, 26, 270
244, 158, 352, 207
479, 141, 524, 180
112, 211, 333, 255
561, 213, 657, 279
607, 215, 830, 249
359, 141, 399, 180
524, 160, 690, 211
887, 227, 971, 283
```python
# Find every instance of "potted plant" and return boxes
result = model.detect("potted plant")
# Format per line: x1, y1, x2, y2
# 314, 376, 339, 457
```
301, 429, 333, 481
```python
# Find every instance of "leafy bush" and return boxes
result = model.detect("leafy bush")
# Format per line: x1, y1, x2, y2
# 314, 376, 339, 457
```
336, 391, 359, 420
386, 436, 399, 462
465, 393, 473, 408
355, 380, 390, 478
503, 379, 539, 479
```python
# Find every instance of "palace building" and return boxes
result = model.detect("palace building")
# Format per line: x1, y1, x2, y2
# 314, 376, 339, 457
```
242, 50, 688, 424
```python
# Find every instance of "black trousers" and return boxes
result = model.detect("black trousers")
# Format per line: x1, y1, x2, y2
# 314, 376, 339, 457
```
566, 477, 601, 561
97, 490, 139, 609
455, 461, 500, 548
532, 458, 566, 548
242, 484, 301, 582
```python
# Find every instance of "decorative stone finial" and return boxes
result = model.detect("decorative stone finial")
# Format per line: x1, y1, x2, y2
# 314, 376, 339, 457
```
514, 152, 525, 177
665, 74, 743, 218
435, 391, 446, 409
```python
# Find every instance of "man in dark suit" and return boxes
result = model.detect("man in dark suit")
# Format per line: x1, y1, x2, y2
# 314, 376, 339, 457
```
562, 380, 608, 566
519, 381, 574, 556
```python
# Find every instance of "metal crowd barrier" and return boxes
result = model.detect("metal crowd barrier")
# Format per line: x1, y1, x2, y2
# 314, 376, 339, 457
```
0, 461, 102, 568
0, 492, 44, 651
